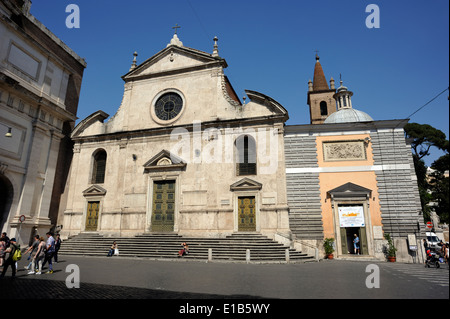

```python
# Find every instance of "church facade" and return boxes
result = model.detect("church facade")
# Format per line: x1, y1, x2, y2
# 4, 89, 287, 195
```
61, 34, 291, 241
285, 56, 422, 262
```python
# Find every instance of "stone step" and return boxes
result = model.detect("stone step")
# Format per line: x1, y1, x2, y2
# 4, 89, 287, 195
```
59, 233, 315, 263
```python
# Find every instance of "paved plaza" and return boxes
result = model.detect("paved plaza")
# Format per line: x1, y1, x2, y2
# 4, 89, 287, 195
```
0, 255, 448, 301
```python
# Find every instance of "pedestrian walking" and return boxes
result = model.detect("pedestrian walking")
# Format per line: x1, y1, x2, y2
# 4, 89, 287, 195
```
23, 235, 40, 271
444, 242, 449, 267
0, 238, 19, 278
1, 232, 10, 248
42, 232, 56, 274
29, 237, 46, 275
53, 234, 62, 263
423, 238, 429, 264
353, 234, 360, 255
0, 237, 6, 268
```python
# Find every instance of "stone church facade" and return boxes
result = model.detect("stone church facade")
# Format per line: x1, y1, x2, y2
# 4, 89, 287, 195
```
61, 34, 291, 241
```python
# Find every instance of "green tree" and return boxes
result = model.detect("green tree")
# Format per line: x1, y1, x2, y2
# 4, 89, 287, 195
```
429, 153, 449, 224
404, 123, 449, 224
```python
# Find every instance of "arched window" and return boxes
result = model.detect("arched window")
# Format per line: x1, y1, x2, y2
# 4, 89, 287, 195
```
320, 101, 328, 116
91, 149, 107, 184
235, 135, 256, 176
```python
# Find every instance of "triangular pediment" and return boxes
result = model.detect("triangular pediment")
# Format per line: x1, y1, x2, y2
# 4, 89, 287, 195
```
230, 178, 262, 191
82, 185, 107, 197
327, 182, 372, 199
143, 150, 186, 172
123, 45, 227, 81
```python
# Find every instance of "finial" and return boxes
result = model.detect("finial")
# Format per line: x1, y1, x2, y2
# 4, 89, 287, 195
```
130, 51, 138, 71
308, 79, 313, 92
315, 50, 320, 61
212, 36, 219, 57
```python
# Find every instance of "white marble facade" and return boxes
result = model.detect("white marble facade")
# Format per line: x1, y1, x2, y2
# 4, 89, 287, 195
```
62, 35, 291, 240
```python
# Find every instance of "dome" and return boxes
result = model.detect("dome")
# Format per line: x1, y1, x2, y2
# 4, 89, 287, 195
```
324, 108, 373, 124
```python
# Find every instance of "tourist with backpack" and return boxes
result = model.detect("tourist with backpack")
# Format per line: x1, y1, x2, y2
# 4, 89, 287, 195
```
0, 238, 20, 278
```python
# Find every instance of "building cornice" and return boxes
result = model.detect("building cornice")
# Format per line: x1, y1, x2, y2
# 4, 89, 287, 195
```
285, 119, 409, 135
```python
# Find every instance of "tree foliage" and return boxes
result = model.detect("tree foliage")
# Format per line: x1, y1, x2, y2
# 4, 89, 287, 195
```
429, 153, 449, 224
405, 123, 449, 224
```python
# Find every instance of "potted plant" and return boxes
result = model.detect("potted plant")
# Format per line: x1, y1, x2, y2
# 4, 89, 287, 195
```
384, 233, 397, 262
323, 237, 335, 259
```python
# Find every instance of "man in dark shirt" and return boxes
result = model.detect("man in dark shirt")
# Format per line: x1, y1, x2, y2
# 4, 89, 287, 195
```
0, 238, 19, 278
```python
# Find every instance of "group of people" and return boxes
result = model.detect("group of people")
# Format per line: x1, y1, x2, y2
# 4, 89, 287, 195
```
105, 241, 190, 258
0, 232, 61, 278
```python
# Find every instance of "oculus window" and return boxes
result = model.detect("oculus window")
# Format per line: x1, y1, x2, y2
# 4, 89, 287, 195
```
154, 92, 183, 121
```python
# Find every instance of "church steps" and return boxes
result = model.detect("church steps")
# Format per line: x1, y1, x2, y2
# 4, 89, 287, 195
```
59, 233, 315, 263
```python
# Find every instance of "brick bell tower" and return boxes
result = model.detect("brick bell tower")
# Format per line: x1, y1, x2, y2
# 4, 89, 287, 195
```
307, 54, 337, 124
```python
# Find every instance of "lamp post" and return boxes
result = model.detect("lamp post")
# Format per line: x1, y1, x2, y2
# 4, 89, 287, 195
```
0, 123, 12, 138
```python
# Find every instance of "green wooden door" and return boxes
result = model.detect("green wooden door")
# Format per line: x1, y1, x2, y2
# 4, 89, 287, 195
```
151, 181, 175, 232
340, 228, 348, 254
359, 227, 368, 255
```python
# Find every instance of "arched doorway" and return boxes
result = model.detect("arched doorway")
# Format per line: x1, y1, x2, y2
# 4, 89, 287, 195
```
0, 175, 14, 232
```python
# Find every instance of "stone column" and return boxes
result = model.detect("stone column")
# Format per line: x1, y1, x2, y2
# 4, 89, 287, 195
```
35, 130, 63, 225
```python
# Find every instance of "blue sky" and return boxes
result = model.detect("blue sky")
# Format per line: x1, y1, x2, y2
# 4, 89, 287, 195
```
30, 0, 449, 166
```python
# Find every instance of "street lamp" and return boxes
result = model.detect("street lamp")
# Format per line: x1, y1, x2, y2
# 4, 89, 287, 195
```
0, 123, 12, 138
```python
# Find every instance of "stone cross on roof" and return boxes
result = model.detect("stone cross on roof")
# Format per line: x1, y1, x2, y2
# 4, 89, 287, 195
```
172, 24, 181, 35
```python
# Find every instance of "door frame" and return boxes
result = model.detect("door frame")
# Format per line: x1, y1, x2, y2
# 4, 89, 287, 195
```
331, 199, 374, 257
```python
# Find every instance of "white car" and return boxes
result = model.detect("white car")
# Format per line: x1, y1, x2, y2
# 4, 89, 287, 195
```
426, 232, 442, 250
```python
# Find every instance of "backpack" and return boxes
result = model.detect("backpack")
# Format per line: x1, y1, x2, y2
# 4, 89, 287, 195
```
12, 244, 22, 261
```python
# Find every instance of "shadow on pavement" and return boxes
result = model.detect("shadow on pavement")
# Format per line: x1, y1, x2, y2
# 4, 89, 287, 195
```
0, 277, 265, 300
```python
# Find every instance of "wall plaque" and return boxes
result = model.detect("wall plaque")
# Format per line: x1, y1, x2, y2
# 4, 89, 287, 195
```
323, 140, 366, 161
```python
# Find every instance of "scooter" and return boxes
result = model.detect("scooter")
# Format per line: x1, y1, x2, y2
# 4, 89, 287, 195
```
425, 252, 441, 269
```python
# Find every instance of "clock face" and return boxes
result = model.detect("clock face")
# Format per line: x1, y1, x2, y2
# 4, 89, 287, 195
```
154, 92, 183, 121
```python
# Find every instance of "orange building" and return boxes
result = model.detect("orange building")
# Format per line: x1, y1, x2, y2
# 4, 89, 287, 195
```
285, 56, 422, 262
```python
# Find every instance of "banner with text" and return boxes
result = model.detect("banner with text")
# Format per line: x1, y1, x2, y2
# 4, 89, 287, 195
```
339, 206, 365, 227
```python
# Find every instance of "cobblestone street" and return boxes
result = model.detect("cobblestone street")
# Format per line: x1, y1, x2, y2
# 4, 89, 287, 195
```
0, 255, 448, 300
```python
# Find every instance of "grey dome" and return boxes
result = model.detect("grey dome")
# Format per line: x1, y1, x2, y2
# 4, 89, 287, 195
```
324, 108, 373, 124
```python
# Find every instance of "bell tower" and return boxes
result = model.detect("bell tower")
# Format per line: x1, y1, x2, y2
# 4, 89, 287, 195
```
307, 54, 337, 124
